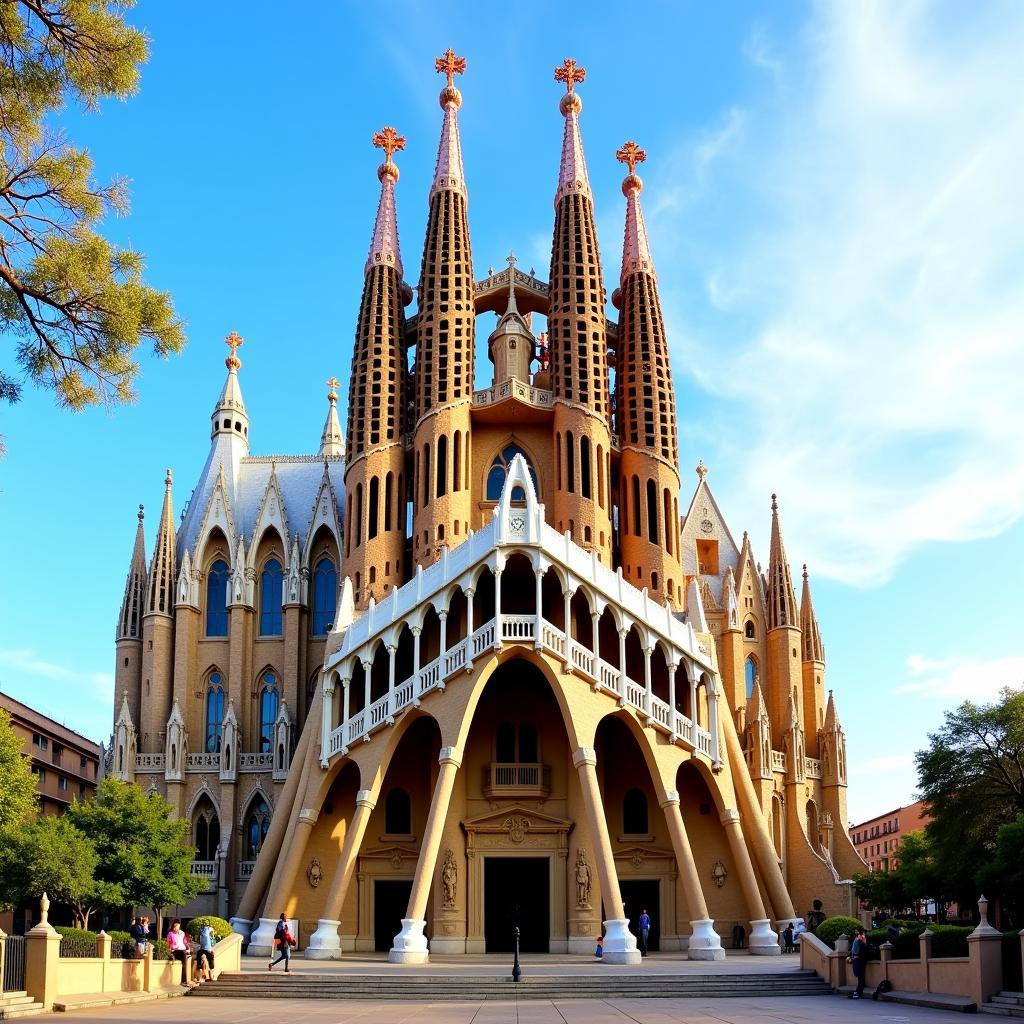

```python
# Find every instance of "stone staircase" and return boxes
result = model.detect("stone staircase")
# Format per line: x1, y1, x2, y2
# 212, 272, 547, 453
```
983, 992, 1024, 1017
190, 969, 831, 1001
0, 992, 45, 1019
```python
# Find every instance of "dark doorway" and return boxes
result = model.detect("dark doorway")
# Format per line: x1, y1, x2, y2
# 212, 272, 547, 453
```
620, 879, 660, 952
484, 857, 549, 953
374, 879, 413, 952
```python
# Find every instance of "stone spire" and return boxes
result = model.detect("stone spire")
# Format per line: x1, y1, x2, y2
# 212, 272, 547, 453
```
320, 376, 344, 458
365, 126, 405, 277
746, 678, 769, 725
617, 141, 655, 282
554, 58, 591, 205
431, 48, 467, 201
212, 331, 249, 448
766, 494, 799, 630
117, 505, 147, 640
800, 565, 825, 663
823, 689, 841, 731
145, 469, 176, 617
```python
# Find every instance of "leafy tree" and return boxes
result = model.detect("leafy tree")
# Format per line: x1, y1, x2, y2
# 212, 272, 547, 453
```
852, 867, 908, 920
0, 0, 184, 419
68, 778, 204, 934
980, 816, 1024, 919
0, 706, 38, 832
0, 814, 121, 927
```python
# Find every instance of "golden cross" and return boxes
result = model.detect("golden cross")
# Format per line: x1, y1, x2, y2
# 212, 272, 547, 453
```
616, 141, 647, 175
435, 48, 467, 87
555, 58, 586, 93
326, 376, 340, 400
372, 126, 406, 163
225, 330, 244, 369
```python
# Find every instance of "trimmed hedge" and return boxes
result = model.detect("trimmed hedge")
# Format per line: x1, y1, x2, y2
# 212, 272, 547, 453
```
815, 916, 863, 949
185, 915, 232, 943
55, 927, 98, 958
107, 929, 135, 958
867, 923, 973, 959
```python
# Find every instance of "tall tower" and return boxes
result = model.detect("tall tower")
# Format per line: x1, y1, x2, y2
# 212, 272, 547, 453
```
115, 505, 147, 729
800, 565, 826, 751
411, 50, 474, 567
765, 495, 803, 743
547, 60, 613, 562
139, 469, 176, 752
344, 127, 409, 607
614, 142, 682, 606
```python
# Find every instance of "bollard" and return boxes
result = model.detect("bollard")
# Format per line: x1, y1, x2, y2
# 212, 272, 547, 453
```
511, 926, 522, 983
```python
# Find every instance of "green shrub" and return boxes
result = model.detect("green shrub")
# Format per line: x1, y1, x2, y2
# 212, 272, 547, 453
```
185, 915, 232, 944
928, 925, 972, 958
153, 938, 172, 961
815, 916, 863, 949
108, 929, 135, 959
55, 926, 98, 958
1004, 932, 1024, 992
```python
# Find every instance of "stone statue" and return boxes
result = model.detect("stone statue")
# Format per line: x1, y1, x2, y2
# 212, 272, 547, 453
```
442, 848, 457, 907
575, 847, 592, 908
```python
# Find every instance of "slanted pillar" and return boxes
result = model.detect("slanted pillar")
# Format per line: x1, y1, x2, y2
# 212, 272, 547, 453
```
572, 747, 640, 964
390, 746, 462, 963
660, 790, 724, 960
720, 809, 779, 955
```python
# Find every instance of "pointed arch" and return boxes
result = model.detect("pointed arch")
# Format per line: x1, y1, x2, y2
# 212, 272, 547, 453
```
203, 668, 225, 753
311, 555, 338, 636
485, 439, 541, 502
241, 787, 273, 860
256, 669, 279, 752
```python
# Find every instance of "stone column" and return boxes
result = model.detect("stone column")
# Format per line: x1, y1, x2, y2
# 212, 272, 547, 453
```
24, 895, 61, 1011
534, 569, 544, 648
660, 790, 724, 960
572, 747, 640, 964
361, 658, 371, 719
967, 895, 1005, 1007
668, 663, 678, 736
643, 645, 654, 717
386, 644, 397, 720
390, 747, 462, 963
307, 791, 377, 959
493, 568, 503, 646
617, 629, 628, 701
720, 809, 779, 954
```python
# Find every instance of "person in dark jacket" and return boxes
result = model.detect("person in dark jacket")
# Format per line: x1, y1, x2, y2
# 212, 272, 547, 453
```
849, 926, 869, 998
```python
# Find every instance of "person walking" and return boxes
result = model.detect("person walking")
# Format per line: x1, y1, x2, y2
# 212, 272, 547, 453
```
806, 899, 826, 935
638, 908, 651, 957
166, 919, 190, 986
196, 922, 216, 982
849, 926, 869, 999
268, 913, 294, 973
783, 923, 795, 953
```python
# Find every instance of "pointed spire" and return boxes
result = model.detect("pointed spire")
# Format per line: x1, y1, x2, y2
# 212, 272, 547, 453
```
800, 564, 825, 663
616, 141, 655, 283
747, 679, 769, 723
211, 330, 250, 449
431, 48, 467, 200
117, 505, 147, 639
723, 565, 740, 629
823, 689, 841, 731
320, 376, 344, 458
786, 687, 801, 732
766, 494, 799, 630
145, 470, 176, 616
366, 126, 405, 276
554, 58, 591, 206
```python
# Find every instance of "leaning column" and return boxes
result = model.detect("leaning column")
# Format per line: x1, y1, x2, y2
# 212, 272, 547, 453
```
721, 809, 780, 955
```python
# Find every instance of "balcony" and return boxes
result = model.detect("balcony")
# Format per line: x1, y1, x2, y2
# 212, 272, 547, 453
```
771, 750, 786, 773
805, 756, 822, 779
237, 861, 256, 879
135, 753, 165, 773
239, 752, 274, 772
483, 762, 551, 801
186, 752, 221, 772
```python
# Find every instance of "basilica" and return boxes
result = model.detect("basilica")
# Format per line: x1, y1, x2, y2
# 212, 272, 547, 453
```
110, 53, 864, 963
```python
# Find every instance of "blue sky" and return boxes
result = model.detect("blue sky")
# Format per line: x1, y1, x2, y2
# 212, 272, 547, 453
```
1, 1, 1022, 824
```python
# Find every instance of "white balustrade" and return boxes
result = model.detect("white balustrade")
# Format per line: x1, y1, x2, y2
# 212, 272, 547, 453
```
805, 756, 822, 779
771, 750, 787, 773
501, 615, 535, 641
191, 860, 218, 879
186, 752, 221, 771
135, 753, 165, 773
696, 728, 713, 755
471, 620, 495, 656
625, 680, 647, 711
237, 861, 256, 879
239, 752, 274, 771
568, 639, 594, 678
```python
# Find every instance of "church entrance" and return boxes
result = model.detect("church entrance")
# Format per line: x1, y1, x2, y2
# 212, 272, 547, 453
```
373, 880, 413, 952
484, 857, 549, 953
620, 879, 661, 952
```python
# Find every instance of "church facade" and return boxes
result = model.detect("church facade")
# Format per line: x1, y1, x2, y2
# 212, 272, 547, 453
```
110, 54, 864, 963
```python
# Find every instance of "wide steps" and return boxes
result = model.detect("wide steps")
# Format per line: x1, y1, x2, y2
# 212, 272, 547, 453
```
0, 993, 46, 1019
983, 992, 1024, 1018
190, 971, 830, 1001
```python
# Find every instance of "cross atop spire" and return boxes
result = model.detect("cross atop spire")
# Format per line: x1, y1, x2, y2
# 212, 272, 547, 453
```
326, 376, 340, 402
225, 331, 243, 370
555, 58, 586, 93
372, 126, 405, 181
616, 140, 646, 176
435, 48, 467, 88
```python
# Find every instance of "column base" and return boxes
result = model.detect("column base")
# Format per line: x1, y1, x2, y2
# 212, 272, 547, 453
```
748, 918, 781, 955
228, 917, 252, 940
388, 917, 429, 964
305, 919, 342, 959
687, 918, 726, 961
601, 918, 642, 965
245, 917, 278, 958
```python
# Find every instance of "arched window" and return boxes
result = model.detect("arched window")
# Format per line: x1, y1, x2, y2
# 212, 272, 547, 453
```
194, 805, 220, 860
259, 559, 283, 636
368, 476, 379, 540
646, 478, 659, 543
745, 620, 756, 639
631, 476, 641, 536
745, 655, 758, 700
244, 797, 271, 860
311, 557, 337, 635
580, 436, 591, 498
437, 434, 448, 498
384, 472, 393, 531
623, 788, 649, 834
485, 445, 539, 501
204, 672, 224, 753
518, 722, 538, 762
385, 788, 411, 835
258, 672, 279, 752
452, 431, 461, 493
566, 431, 575, 493
206, 559, 229, 637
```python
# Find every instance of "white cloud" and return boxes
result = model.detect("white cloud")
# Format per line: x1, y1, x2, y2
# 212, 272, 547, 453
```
654, 2, 1024, 585
897, 653, 1024, 700
0, 648, 113, 695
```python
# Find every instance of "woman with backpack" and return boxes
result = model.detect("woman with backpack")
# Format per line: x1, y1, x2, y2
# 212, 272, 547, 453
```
268, 913, 295, 973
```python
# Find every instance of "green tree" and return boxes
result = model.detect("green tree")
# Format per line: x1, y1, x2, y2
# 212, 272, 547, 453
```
0, 814, 120, 927
852, 868, 908, 920
0, 706, 38, 832
68, 778, 204, 933
0, 0, 184, 420
980, 816, 1024, 921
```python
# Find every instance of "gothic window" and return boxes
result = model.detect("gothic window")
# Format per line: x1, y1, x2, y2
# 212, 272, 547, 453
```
194, 805, 220, 861
745, 655, 757, 700
259, 559, 283, 636
385, 788, 411, 835
311, 557, 337, 636
623, 788, 649, 834
485, 445, 539, 501
204, 672, 224, 753
244, 797, 271, 860
206, 559, 229, 637
258, 671, 279, 752
745, 620, 756, 640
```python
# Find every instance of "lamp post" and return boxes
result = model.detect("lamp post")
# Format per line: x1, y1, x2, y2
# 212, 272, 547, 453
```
511, 925, 522, 983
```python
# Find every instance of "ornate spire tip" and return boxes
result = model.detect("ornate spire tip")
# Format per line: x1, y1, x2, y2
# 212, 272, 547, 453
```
224, 330, 243, 371
435, 49, 466, 107
695, 459, 708, 480
802, 563, 808, 580
137, 504, 144, 523
164, 468, 173, 487
555, 58, 586, 92
372, 126, 405, 181
326, 376, 340, 402
771, 492, 778, 511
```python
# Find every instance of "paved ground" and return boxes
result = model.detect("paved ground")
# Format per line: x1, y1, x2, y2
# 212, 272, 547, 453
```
40, 994, 968, 1023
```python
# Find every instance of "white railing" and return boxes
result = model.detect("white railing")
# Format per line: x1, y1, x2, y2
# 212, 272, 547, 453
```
625, 680, 647, 711
192, 860, 217, 879
501, 614, 535, 641
135, 753, 165, 772
239, 752, 274, 771
696, 727, 713, 755
237, 861, 255, 879
568, 638, 594, 677
771, 750, 787, 773
484, 762, 551, 796
805, 756, 822, 779
472, 380, 554, 409
186, 752, 220, 771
